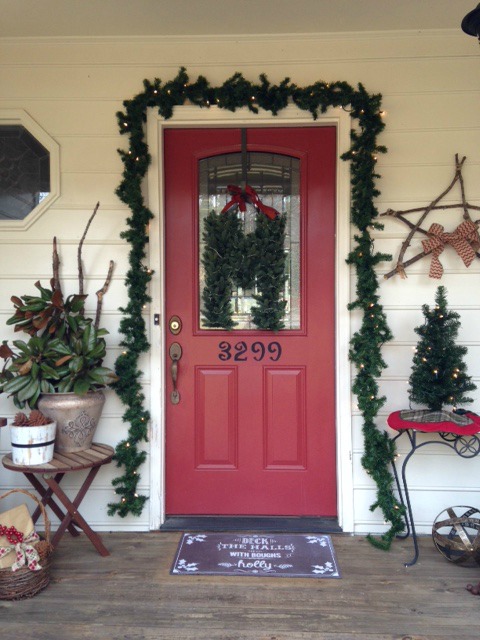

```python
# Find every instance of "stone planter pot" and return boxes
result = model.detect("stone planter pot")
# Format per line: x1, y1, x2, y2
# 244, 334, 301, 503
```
10, 421, 57, 466
38, 391, 105, 453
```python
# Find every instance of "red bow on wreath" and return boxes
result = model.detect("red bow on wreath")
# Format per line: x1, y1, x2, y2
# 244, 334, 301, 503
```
422, 219, 480, 279
221, 184, 279, 220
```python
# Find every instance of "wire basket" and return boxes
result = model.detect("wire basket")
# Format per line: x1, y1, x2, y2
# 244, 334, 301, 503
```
0, 488, 53, 600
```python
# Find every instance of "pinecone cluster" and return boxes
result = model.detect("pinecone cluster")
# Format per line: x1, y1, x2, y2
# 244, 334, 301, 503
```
12, 410, 50, 426
12, 412, 29, 426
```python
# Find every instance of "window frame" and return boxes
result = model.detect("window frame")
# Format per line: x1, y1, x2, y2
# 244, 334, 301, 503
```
0, 109, 60, 230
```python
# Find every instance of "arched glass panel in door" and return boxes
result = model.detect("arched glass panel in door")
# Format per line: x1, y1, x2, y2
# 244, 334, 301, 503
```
198, 151, 300, 330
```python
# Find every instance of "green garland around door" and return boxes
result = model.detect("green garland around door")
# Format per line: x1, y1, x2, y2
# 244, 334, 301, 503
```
112, 67, 404, 550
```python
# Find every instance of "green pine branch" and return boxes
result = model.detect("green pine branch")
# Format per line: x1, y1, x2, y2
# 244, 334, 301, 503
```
201, 210, 245, 329
250, 213, 287, 332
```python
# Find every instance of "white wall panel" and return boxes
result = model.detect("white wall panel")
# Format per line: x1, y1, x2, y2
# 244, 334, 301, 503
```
377, 274, 480, 307
353, 486, 480, 534
0, 100, 124, 137
0, 242, 130, 276
58, 136, 125, 173
0, 32, 473, 66
0, 208, 129, 239
380, 92, 480, 133
373, 164, 480, 204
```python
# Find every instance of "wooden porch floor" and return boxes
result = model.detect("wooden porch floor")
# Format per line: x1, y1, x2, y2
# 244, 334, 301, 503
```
2, 532, 479, 640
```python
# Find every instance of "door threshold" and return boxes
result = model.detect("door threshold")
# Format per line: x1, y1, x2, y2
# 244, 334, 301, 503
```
160, 516, 342, 533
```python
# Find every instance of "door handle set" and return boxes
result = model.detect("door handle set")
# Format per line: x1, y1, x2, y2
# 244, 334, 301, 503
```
169, 342, 182, 404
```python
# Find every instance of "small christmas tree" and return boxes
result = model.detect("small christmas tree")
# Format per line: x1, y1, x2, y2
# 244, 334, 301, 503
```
409, 286, 476, 411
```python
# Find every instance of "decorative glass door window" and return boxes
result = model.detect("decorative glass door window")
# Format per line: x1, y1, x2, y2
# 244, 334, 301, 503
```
199, 151, 300, 330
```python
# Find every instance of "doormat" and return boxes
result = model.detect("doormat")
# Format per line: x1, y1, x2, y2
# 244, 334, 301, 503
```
170, 533, 341, 578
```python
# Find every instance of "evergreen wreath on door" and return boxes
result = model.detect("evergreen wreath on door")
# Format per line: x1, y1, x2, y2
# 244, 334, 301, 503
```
201, 185, 287, 332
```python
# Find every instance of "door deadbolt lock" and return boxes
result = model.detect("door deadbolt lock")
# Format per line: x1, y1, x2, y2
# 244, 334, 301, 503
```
169, 315, 182, 335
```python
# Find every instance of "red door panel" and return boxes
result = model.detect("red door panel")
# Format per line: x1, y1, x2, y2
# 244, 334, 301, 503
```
164, 126, 336, 516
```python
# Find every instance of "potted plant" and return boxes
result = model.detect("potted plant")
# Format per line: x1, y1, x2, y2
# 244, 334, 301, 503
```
0, 203, 118, 452
9, 410, 56, 466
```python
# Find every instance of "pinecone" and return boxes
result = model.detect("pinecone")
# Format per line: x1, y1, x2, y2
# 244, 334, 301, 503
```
28, 410, 50, 426
12, 412, 29, 426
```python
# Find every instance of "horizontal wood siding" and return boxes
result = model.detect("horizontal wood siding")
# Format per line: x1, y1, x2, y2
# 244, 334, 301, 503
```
0, 29, 478, 533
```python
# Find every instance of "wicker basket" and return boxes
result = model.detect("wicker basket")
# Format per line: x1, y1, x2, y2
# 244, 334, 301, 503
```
0, 489, 53, 600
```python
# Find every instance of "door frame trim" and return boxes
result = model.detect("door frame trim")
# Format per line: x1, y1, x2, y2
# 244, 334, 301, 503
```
146, 104, 354, 531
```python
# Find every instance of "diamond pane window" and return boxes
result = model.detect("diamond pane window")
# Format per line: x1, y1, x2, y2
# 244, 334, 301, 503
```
0, 124, 51, 221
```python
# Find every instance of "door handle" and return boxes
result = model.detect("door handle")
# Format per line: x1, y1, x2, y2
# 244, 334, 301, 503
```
169, 342, 182, 404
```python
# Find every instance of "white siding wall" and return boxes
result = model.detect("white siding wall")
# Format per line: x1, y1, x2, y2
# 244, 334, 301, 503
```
0, 30, 478, 533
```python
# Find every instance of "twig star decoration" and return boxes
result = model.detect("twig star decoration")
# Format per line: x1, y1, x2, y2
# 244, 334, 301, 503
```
381, 154, 480, 279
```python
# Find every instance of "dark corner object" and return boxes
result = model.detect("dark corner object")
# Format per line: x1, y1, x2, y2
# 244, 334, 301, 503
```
462, 3, 480, 39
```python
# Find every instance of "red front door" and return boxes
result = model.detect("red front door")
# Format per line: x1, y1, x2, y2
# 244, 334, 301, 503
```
164, 126, 336, 516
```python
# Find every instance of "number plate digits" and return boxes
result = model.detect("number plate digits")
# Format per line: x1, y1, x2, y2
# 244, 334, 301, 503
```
218, 341, 282, 362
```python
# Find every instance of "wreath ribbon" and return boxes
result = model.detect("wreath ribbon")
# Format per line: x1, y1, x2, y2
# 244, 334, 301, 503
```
221, 184, 279, 220
422, 220, 480, 279
0, 531, 42, 572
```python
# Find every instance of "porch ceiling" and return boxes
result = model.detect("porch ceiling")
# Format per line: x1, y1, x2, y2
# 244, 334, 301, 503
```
0, 0, 475, 38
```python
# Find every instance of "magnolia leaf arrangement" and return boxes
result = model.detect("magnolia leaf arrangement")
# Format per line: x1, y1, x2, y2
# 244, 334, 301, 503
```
0, 203, 118, 409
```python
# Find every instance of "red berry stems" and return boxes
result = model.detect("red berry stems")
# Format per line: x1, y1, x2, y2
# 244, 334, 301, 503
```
0, 524, 24, 545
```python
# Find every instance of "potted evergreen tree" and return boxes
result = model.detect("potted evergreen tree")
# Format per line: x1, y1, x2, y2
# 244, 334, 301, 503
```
408, 285, 476, 413
0, 203, 118, 452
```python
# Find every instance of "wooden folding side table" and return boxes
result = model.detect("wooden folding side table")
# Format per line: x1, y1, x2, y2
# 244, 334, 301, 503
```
2, 443, 114, 556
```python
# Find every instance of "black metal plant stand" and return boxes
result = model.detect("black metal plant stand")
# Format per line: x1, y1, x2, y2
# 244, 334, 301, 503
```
391, 428, 480, 567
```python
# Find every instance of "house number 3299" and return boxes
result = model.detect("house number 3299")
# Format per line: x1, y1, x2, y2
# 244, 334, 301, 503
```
218, 341, 282, 362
